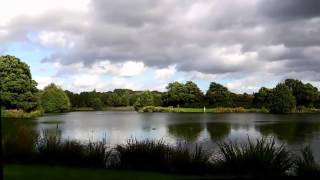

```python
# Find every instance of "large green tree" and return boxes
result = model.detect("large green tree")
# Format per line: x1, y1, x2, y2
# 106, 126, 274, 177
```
164, 82, 186, 107
205, 82, 233, 107
285, 79, 319, 107
184, 81, 204, 107
40, 83, 71, 113
269, 83, 296, 113
231, 93, 254, 108
0, 55, 39, 111
163, 81, 204, 107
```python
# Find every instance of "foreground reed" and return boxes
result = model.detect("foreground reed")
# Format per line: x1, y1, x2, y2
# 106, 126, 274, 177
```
214, 138, 293, 177
36, 132, 108, 168
2, 129, 320, 177
116, 139, 210, 174
295, 146, 320, 177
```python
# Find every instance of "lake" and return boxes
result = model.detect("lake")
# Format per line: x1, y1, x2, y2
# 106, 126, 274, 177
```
3, 111, 320, 162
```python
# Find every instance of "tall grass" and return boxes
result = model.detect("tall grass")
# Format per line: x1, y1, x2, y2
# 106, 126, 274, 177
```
215, 138, 293, 177
295, 146, 320, 177
115, 138, 210, 174
1, 109, 44, 118
36, 131, 109, 168
2, 125, 38, 163
3, 130, 320, 177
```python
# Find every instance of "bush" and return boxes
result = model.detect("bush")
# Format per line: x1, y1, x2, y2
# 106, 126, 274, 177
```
295, 146, 320, 177
214, 138, 293, 177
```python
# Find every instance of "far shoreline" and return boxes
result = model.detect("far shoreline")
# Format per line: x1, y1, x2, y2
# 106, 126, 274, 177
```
2, 106, 320, 119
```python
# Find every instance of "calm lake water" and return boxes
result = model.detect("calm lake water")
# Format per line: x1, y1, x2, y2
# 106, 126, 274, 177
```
3, 111, 320, 162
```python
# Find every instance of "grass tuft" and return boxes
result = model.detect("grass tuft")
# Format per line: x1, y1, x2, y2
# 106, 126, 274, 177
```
215, 138, 293, 177
295, 146, 320, 177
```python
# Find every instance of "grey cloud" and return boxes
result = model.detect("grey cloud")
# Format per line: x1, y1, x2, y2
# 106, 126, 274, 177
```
259, 0, 320, 22
2, 0, 320, 85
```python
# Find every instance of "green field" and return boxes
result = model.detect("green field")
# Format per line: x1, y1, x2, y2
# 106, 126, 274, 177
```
3, 165, 214, 180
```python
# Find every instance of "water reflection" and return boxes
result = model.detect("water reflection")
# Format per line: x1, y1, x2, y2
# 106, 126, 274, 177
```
206, 122, 230, 140
2, 112, 320, 162
168, 123, 203, 141
257, 121, 320, 144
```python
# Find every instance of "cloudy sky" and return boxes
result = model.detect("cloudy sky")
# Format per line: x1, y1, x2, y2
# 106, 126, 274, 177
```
1, 0, 320, 93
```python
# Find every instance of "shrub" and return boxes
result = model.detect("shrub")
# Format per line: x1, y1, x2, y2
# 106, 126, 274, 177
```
215, 138, 293, 177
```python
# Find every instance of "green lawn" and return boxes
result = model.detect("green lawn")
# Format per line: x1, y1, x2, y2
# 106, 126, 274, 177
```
3, 165, 215, 180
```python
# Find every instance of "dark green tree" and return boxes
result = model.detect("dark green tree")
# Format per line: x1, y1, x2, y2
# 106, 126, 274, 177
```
163, 81, 203, 107
0, 55, 39, 111
285, 79, 319, 107
231, 93, 254, 108
252, 87, 272, 108
164, 82, 186, 107
87, 90, 103, 110
206, 82, 233, 107
269, 83, 296, 113
40, 83, 71, 113
315, 92, 320, 109
184, 81, 204, 107
151, 91, 163, 106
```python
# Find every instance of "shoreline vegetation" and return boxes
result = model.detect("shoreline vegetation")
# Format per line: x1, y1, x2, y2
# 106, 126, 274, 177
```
1, 109, 44, 118
2, 55, 320, 118
2, 106, 320, 118
3, 128, 320, 178
3, 106, 320, 118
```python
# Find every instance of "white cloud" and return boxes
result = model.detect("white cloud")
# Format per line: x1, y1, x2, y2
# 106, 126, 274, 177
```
2, 0, 320, 93
155, 65, 176, 82
39, 31, 74, 48
72, 74, 100, 89
226, 73, 277, 93
119, 61, 145, 77
35, 76, 63, 89
0, 0, 89, 26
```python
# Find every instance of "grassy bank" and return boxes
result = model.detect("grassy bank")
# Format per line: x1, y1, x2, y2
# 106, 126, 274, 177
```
4, 165, 205, 180
138, 106, 269, 113
1, 109, 44, 118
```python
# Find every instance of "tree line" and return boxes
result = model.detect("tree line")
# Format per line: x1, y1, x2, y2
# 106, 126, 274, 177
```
1, 55, 320, 114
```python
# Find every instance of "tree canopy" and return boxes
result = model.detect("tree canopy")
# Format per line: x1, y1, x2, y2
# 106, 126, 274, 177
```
133, 91, 154, 110
205, 82, 233, 107
0, 55, 39, 111
269, 83, 296, 113
40, 83, 71, 113
162, 81, 204, 107
285, 79, 319, 107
